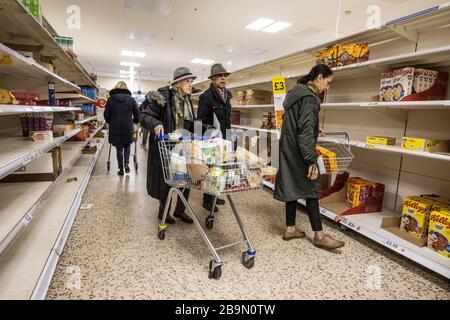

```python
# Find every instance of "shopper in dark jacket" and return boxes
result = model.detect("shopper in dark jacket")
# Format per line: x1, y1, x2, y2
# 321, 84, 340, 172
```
140, 67, 198, 224
274, 64, 345, 250
197, 63, 232, 211
104, 81, 139, 176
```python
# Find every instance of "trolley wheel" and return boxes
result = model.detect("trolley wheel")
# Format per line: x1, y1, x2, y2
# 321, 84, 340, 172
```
158, 228, 166, 240
208, 261, 222, 280
107, 162, 111, 171
205, 216, 214, 230
242, 252, 255, 269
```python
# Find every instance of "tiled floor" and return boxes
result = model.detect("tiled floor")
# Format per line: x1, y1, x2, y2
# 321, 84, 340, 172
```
46, 142, 450, 300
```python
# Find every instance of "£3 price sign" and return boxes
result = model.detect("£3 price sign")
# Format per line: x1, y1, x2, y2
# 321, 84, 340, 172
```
272, 76, 287, 134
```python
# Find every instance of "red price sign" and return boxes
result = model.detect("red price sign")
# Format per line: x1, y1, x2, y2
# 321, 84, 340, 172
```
97, 98, 107, 108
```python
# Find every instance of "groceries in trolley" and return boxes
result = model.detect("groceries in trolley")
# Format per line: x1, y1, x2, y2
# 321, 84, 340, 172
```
159, 136, 267, 195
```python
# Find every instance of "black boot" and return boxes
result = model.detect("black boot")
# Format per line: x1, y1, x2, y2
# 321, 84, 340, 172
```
125, 164, 130, 173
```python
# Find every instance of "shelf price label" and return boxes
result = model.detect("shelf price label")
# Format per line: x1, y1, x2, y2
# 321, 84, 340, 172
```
21, 213, 33, 226
383, 239, 404, 253
363, 102, 379, 107
346, 221, 361, 231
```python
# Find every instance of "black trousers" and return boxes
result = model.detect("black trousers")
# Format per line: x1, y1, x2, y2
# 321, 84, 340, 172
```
116, 144, 131, 170
159, 188, 191, 215
286, 198, 323, 232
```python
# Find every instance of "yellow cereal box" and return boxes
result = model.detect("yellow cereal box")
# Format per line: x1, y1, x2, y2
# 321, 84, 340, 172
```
428, 208, 450, 258
401, 137, 441, 152
366, 136, 396, 145
400, 196, 433, 239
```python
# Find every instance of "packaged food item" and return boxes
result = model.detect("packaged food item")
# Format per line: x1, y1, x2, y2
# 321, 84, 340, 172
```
0, 89, 18, 104
245, 89, 272, 105
400, 196, 442, 239
10, 92, 39, 105
401, 137, 441, 152
380, 67, 448, 101
270, 112, 276, 129
169, 153, 188, 181
261, 112, 270, 129
30, 131, 53, 141
346, 178, 385, 211
380, 67, 414, 102
231, 110, 240, 125
366, 136, 396, 145
316, 146, 338, 173
427, 207, 450, 258
316, 43, 369, 68
237, 91, 246, 106
53, 123, 76, 136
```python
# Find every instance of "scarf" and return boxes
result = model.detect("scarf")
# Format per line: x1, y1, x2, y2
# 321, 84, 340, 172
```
172, 89, 194, 129
307, 81, 321, 97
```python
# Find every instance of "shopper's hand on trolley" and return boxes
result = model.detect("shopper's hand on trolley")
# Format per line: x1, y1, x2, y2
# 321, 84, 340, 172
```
154, 124, 164, 137
307, 164, 319, 181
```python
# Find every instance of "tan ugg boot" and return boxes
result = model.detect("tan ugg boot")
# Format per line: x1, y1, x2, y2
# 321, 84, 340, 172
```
313, 234, 345, 250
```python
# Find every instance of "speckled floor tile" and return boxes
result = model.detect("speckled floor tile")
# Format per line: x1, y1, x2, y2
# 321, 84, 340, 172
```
46, 143, 450, 300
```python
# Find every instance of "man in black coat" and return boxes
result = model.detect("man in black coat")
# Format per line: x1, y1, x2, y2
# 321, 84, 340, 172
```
197, 63, 233, 211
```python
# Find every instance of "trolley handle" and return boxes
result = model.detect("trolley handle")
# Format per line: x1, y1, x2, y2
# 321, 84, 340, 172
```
154, 134, 209, 142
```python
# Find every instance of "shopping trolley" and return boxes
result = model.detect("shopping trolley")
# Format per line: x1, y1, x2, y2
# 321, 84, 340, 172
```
107, 125, 139, 172
317, 132, 354, 174
157, 135, 266, 280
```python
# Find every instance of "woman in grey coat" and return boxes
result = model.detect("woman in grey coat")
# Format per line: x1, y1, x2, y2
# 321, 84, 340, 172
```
274, 64, 344, 250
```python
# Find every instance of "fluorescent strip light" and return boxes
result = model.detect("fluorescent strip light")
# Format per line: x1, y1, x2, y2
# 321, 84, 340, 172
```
120, 62, 140, 67
134, 51, 146, 58
262, 21, 292, 33
201, 59, 215, 65
120, 70, 137, 74
121, 50, 134, 57
190, 58, 204, 64
245, 18, 274, 31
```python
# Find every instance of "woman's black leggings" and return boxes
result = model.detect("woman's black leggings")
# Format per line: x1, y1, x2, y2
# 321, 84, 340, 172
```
116, 144, 131, 170
286, 198, 323, 231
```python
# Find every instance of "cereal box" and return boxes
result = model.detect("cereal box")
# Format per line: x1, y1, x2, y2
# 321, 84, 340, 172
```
400, 196, 434, 239
428, 208, 450, 258
401, 137, 441, 152
346, 178, 385, 210
380, 67, 414, 102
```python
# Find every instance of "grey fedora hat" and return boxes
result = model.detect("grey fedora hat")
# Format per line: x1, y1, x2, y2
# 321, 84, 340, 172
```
171, 67, 197, 85
209, 63, 230, 79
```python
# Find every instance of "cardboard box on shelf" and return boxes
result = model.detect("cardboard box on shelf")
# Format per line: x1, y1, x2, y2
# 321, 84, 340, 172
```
381, 216, 427, 248
379, 67, 448, 102
366, 136, 396, 145
316, 43, 370, 68
231, 110, 240, 125
30, 131, 53, 141
400, 196, 437, 239
320, 178, 385, 217
82, 145, 98, 154
401, 137, 445, 152
245, 89, 272, 105
71, 125, 89, 141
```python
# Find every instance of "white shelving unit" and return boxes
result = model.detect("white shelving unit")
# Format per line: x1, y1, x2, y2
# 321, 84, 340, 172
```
0, 0, 102, 299
262, 180, 450, 278
0, 105, 82, 115
231, 125, 277, 135
0, 42, 81, 95
216, 4, 450, 278
0, 137, 106, 300
320, 137, 450, 162
74, 115, 97, 125
0, 128, 81, 180
0, 0, 98, 89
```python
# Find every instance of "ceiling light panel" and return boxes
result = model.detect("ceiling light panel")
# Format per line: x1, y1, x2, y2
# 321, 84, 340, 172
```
121, 62, 141, 67
121, 50, 134, 57
245, 18, 275, 31
201, 60, 215, 65
147, 0, 175, 16
262, 21, 292, 33
190, 58, 204, 64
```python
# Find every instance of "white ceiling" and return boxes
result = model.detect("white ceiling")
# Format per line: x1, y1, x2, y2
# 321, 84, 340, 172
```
40, 0, 444, 82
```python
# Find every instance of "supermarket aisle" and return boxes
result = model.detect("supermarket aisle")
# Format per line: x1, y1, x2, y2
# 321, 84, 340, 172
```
46, 141, 450, 300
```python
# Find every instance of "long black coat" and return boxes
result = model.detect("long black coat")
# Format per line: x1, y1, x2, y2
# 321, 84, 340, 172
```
140, 87, 195, 200
104, 88, 139, 146
197, 84, 232, 139
274, 84, 322, 202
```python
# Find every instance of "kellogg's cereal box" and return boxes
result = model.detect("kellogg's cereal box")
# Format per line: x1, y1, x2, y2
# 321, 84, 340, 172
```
400, 196, 434, 239
428, 208, 450, 258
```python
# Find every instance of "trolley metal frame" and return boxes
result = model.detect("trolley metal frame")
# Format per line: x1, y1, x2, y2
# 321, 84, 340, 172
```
157, 136, 261, 280
107, 129, 139, 172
